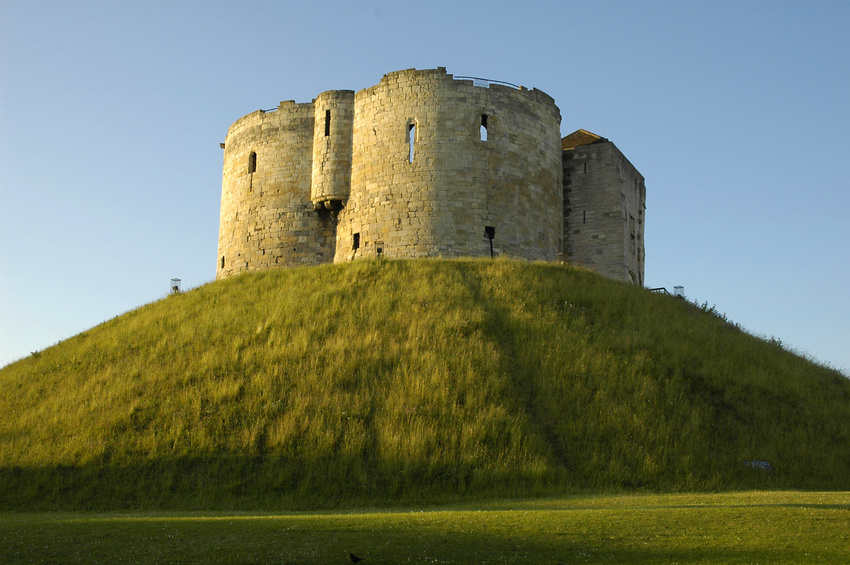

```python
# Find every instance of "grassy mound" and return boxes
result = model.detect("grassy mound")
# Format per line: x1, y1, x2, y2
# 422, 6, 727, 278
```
1, 259, 848, 509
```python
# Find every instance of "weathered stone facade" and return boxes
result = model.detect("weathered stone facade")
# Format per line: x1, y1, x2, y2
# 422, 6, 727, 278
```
562, 130, 646, 285
217, 68, 645, 283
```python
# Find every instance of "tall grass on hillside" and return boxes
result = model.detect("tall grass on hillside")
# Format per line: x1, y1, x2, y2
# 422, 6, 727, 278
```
1, 259, 848, 509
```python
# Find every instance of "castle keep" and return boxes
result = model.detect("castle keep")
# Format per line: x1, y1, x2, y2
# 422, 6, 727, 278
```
217, 67, 646, 284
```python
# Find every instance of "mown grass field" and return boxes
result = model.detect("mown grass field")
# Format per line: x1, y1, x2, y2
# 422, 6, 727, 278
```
1, 259, 849, 510
2, 492, 848, 564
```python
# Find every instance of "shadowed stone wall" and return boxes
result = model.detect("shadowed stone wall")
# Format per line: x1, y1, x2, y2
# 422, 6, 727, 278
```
563, 137, 646, 284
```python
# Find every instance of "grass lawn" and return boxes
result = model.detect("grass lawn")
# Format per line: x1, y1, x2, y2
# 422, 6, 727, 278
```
1, 491, 847, 564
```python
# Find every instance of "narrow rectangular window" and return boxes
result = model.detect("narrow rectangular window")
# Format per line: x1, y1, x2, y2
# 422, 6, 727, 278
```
248, 151, 257, 174
408, 122, 416, 163
353, 233, 360, 250
220, 256, 225, 269
324, 110, 331, 137
480, 114, 488, 141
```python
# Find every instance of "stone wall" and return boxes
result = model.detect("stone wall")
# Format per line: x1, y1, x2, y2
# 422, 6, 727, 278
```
563, 140, 646, 284
335, 68, 562, 262
217, 101, 335, 279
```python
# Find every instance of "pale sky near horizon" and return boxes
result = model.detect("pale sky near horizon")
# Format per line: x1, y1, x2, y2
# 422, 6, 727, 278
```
1, 1, 848, 374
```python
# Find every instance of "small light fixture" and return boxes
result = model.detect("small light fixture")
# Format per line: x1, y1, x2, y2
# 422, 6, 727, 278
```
484, 226, 495, 258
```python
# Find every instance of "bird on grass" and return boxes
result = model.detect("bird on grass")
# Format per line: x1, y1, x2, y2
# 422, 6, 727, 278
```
349, 553, 365, 563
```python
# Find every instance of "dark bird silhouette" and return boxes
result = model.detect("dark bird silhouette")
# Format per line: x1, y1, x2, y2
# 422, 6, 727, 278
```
349, 553, 365, 563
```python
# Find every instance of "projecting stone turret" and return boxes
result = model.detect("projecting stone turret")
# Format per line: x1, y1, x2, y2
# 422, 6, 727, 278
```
311, 90, 354, 211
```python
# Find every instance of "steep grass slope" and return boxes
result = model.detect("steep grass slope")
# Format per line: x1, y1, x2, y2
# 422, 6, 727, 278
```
1, 259, 848, 509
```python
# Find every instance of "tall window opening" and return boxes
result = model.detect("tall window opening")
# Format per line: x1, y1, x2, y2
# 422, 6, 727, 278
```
480, 114, 488, 141
248, 151, 257, 174
220, 256, 225, 269
408, 122, 416, 163
353, 233, 360, 250
324, 110, 331, 137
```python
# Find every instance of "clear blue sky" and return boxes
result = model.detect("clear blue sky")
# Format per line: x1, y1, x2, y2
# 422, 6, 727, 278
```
1, 1, 848, 374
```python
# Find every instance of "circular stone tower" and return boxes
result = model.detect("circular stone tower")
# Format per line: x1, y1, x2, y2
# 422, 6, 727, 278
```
217, 101, 335, 279
334, 68, 563, 262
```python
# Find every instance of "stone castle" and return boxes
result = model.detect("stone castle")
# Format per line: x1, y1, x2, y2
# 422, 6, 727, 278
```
217, 67, 646, 284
